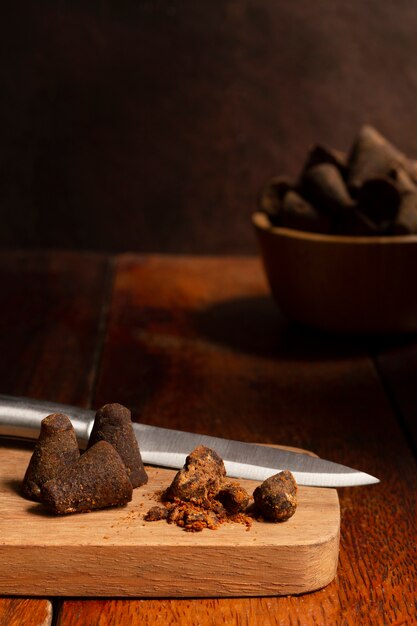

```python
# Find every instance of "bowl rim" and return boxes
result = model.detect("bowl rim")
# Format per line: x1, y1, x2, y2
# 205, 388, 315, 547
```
252, 211, 417, 245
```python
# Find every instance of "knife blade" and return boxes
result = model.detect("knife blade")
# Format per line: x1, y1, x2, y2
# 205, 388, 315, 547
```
0, 395, 379, 487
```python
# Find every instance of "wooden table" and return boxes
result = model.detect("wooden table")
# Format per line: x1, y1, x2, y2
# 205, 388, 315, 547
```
0, 252, 416, 625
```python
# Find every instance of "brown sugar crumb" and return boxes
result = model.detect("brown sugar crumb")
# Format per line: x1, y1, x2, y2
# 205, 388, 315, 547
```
253, 470, 298, 522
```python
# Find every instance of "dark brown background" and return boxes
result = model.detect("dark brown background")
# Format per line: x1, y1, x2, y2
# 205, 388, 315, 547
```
2, 0, 417, 253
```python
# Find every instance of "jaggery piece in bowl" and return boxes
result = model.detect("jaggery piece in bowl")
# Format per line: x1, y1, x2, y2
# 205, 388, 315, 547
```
300, 162, 354, 217
258, 125, 417, 238
258, 176, 292, 225
348, 125, 411, 191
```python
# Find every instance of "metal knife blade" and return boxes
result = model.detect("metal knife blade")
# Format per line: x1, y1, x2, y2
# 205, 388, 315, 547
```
0, 395, 379, 487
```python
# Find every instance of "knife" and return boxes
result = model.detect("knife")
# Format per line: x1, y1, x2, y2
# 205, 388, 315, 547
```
0, 395, 379, 487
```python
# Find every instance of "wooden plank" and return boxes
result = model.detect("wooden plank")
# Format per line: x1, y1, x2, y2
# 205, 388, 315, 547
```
373, 339, 417, 454
0, 251, 111, 406
55, 255, 417, 625
56, 591, 417, 626
0, 444, 339, 597
0, 599, 52, 626
0, 252, 111, 625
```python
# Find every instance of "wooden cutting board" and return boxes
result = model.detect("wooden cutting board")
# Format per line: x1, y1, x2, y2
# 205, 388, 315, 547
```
0, 442, 340, 597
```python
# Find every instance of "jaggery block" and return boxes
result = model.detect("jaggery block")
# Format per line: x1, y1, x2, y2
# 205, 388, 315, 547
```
333, 208, 380, 236
408, 159, 417, 185
258, 176, 292, 224
253, 470, 297, 522
280, 190, 332, 234
22, 413, 80, 501
301, 163, 354, 216
216, 481, 250, 514
389, 166, 416, 194
301, 144, 348, 177
41, 441, 133, 514
88, 403, 148, 488
164, 445, 226, 505
348, 125, 409, 191
357, 177, 400, 224
389, 192, 417, 234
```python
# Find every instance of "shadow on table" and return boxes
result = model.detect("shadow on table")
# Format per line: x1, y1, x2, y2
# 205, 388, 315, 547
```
194, 295, 417, 362
2, 478, 54, 516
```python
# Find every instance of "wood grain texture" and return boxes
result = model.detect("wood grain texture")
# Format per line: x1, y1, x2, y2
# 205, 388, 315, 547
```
0, 599, 52, 626
4, 2, 417, 252
0, 445, 339, 597
374, 339, 417, 453
57, 592, 417, 626
0, 252, 111, 626
1, 253, 416, 624
58, 254, 417, 625
0, 251, 111, 406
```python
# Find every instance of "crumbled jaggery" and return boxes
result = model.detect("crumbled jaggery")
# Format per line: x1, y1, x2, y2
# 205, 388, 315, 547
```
164, 445, 226, 505
210, 499, 228, 521
144, 500, 221, 532
253, 470, 297, 522
215, 481, 250, 514
88, 403, 148, 488
144, 505, 169, 521
146, 446, 257, 532
228, 511, 253, 531
146, 447, 298, 531
167, 502, 221, 532
22, 413, 80, 501
41, 441, 133, 514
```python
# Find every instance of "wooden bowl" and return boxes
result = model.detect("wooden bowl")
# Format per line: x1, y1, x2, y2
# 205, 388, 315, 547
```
252, 211, 417, 333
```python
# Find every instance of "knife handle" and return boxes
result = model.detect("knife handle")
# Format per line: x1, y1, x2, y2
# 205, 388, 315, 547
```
0, 395, 94, 447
